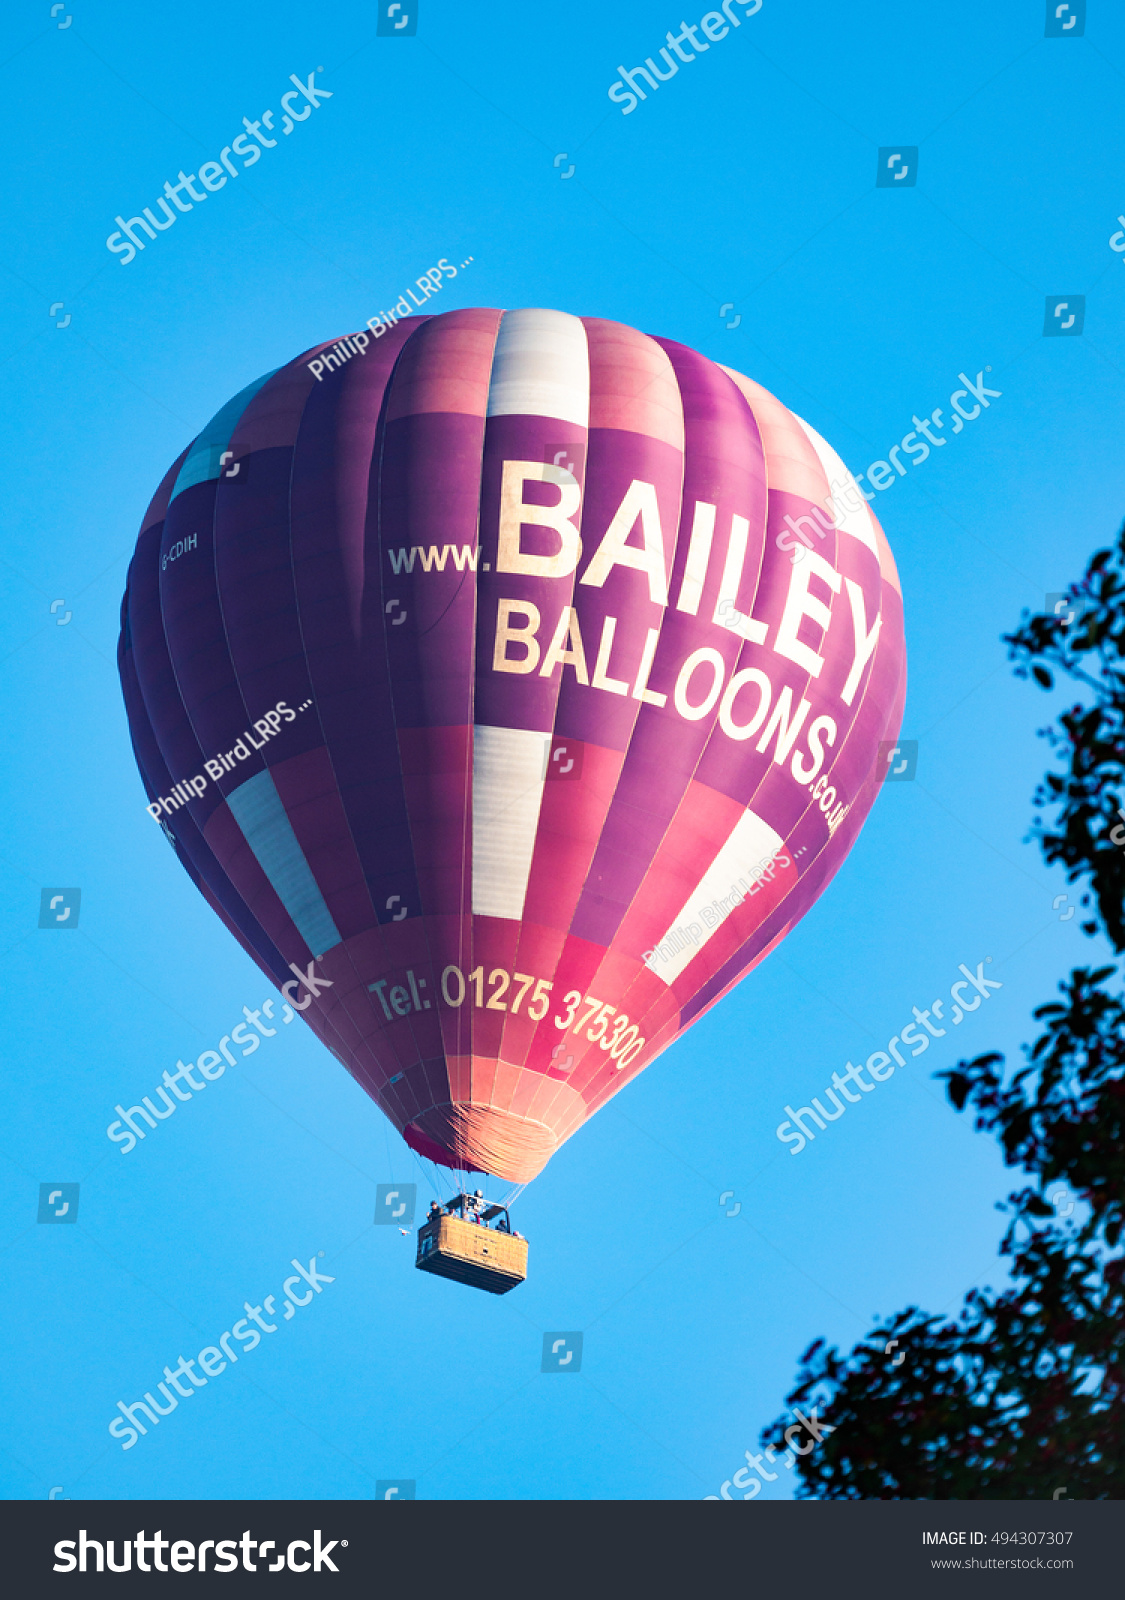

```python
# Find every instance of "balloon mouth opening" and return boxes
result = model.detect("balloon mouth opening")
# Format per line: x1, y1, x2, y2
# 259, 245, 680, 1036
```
404, 1104, 560, 1184
403, 1123, 488, 1178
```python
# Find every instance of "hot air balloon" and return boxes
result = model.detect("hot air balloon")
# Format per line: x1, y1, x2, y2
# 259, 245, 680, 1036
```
118, 308, 905, 1292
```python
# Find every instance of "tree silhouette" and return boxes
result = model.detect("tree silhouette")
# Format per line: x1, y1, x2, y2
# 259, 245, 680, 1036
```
760, 526, 1125, 1499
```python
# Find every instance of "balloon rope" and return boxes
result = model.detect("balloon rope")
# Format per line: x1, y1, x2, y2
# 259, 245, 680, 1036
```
412, 1150, 441, 1203
382, 1117, 394, 1185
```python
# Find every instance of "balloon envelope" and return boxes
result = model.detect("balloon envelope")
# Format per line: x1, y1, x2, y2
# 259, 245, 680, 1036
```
119, 308, 905, 1182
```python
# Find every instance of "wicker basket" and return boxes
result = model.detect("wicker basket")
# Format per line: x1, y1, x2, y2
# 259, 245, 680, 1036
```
415, 1214, 528, 1294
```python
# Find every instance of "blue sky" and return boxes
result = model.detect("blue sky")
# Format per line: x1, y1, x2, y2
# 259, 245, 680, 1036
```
3, 0, 1124, 1501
